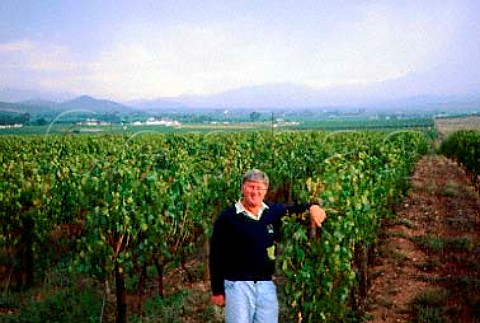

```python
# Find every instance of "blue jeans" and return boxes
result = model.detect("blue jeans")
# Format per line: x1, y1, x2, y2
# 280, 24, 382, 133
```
224, 280, 278, 323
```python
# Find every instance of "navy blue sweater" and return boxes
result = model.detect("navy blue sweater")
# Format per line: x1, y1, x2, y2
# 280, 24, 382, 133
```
209, 202, 309, 295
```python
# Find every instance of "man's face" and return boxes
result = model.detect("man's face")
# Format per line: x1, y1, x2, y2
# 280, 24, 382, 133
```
241, 180, 268, 208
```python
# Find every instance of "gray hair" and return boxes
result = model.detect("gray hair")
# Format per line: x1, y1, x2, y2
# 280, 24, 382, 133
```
242, 169, 269, 186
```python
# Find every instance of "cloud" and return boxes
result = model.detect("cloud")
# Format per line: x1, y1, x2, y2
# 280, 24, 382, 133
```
304, 2, 461, 89
0, 1, 476, 101
87, 23, 287, 99
0, 40, 34, 52
0, 38, 99, 98
0, 39, 78, 72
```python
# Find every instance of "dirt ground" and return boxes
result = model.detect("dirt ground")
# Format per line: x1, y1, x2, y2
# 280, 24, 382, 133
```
365, 155, 480, 322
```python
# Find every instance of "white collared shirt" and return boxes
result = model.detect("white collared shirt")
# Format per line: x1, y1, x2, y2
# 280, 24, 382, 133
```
235, 200, 269, 221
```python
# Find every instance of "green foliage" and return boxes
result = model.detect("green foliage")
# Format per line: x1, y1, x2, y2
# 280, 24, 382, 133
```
2, 286, 103, 323
129, 291, 188, 322
0, 130, 429, 320
440, 130, 480, 190
278, 130, 428, 320
413, 234, 475, 253
410, 289, 449, 323
413, 234, 445, 252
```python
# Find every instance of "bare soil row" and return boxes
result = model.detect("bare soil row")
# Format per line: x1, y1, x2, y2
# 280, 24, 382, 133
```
366, 155, 480, 322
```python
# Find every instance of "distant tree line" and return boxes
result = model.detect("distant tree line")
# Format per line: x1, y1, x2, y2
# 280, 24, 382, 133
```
0, 112, 30, 125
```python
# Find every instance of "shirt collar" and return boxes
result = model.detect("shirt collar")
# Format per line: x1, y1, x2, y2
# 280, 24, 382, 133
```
235, 200, 269, 221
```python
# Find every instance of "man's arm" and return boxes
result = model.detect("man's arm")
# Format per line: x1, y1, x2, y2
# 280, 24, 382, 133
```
283, 202, 327, 227
209, 213, 227, 305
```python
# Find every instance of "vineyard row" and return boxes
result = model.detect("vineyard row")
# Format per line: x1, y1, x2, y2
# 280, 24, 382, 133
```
1, 130, 429, 321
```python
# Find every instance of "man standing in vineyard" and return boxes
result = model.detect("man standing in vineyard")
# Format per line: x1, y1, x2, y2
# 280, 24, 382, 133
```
209, 169, 326, 322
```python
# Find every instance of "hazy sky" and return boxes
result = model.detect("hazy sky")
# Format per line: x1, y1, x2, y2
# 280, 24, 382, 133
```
0, 0, 479, 101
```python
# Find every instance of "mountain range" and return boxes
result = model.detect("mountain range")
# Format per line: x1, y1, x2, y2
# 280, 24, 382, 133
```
1, 43, 479, 114
1, 78, 480, 116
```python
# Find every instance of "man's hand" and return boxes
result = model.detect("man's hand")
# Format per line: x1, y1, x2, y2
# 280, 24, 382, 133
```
309, 204, 327, 227
211, 294, 225, 306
